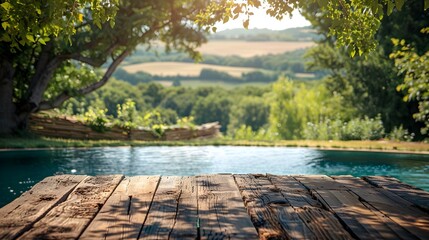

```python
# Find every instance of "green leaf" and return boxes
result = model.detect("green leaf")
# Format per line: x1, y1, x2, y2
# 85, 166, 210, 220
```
211, 26, 217, 32
26, 35, 35, 42
350, 49, 356, 58
222, 16, 230, 23
233, 5, 241, 14
1, 22, 9, 30
0, 2, 11, 11
387, 1, 394, 15
371, 1, 379, 14
2, 33, 11, 41
391, 38, 399, 46
395, 0, 405, 10
425, 0, 429, 10
243, 19, 249, 29
38, 38, 46, 45
316, 0, 328, 8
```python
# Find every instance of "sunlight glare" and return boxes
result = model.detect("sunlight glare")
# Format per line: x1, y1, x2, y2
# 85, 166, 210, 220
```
215, 9, 310, 31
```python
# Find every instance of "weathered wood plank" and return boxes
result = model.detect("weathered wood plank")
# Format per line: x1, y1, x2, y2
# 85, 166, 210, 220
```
298, 175, 422, 240
269, 175, 353, 240
198, 174, 258, 239
294, 175, 346, 190
334, 176, 427, 239
18, 175, 123, 239
139, 176, 198, 239
268, 175, 321, 208
314, 189, 402, 239
168, 176, 199, 239
235, 174, 314, 240
80, 176, 160, 239
0, 175, 86, 239
364, 176, 429, 212
3, 174, 428, 240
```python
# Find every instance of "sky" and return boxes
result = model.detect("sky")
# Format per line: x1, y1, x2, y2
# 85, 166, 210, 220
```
215, 9, 310, 31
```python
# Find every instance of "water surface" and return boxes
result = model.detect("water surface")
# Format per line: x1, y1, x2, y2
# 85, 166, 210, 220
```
1, 146, 428, 207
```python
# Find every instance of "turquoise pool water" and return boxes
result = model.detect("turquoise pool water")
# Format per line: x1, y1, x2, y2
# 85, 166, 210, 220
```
1, 146, 428, 207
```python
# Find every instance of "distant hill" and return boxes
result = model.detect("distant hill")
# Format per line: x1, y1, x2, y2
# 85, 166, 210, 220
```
209, 26, 321, 42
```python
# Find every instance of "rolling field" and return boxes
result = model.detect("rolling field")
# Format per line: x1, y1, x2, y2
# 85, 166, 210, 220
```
157, 80, 270, 89
196, 40, 314, 57
122, 62, 266, 77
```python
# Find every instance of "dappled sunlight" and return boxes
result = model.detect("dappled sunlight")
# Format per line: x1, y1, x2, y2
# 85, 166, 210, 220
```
2, 174, 429, 239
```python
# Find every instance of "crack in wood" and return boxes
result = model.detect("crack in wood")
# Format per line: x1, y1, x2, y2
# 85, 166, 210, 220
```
127, 195, 132, 216
3, 174, 429, 240
137, 176, 162, 239
168, 188, 182, 240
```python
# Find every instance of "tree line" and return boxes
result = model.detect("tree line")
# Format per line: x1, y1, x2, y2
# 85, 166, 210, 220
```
1, 0, 427, 140
59, 76, 416, 141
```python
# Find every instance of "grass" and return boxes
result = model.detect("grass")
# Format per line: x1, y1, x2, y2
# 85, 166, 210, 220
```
122, 62, 265, 77
1, 137, 429, 154
196, 40, 315, 57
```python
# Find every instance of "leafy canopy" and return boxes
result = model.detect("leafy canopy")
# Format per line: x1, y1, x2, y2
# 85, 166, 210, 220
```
1, 0, 118, 48
196, 0, 429, 56
391, 29, 429, 134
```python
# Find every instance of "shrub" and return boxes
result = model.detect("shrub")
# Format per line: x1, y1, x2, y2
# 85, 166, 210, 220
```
177, 116, 196, 129
389, 125, 415, 142
303, 115, 385, 141
302, 118, 343, 141
142, 111, 168, 138
230, 125, 279, 141
342, 115, 385, 140
83, 107, 110, 133
115, 99, 141, 131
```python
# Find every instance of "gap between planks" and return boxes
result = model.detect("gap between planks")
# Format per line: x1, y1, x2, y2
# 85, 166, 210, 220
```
2, 174, 429, 240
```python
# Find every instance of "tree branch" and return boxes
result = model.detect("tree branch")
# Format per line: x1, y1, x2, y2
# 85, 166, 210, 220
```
38, 20, 173, 111
30, 42, 54, 89
38, 49, 130, 111
70, 55, 105, 67
65, 41, 119, 67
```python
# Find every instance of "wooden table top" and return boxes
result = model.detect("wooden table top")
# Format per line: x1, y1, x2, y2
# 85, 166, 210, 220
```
1, 174, 428, 239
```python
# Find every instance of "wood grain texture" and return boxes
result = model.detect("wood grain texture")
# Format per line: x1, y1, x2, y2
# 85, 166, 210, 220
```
168, 176, 199, 239
334, 176, 426, 239
18, 175, 123, 239
198, 174, 258, 239
314, 189, 401, 239
294, 175, 347, 190
299, 175, 419, 240
364, 176, 429, 212
2, 174, 429, 240
235, 174, 313, 240
269, 175, 353, 240
80, 176, 160, 239
139, 176, 198, 239
0, 175, 86, 239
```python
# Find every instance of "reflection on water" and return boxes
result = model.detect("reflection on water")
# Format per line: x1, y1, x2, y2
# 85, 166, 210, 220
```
0, 146, 428, 207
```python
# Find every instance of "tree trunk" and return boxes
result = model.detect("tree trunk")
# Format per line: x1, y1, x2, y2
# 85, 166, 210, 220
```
0, 60, 17, 135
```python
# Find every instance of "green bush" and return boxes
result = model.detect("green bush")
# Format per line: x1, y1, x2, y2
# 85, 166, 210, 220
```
177, 116, 196, 129
342, 115, 385, 140
389, 125, 415, 142
142, 111, 168, 138
230, 125, 279, 141
303, 115, 385, 141
83, 107, 110, 133
302, 118, 343, 141
115, 99, 141, 131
